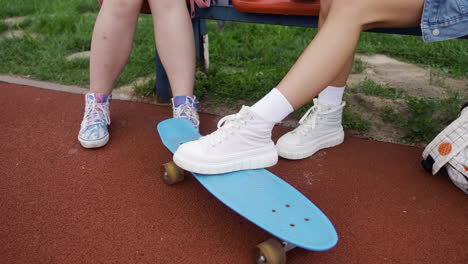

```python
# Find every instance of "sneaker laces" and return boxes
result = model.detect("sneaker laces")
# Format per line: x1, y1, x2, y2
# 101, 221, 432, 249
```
295, 99, 323, 136
173, 101, 200, 128
207, 108, 251, 146
82, 101, 110, 128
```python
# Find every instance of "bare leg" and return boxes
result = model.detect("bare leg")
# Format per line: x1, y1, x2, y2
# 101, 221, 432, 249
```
89, 0, 143, 95
148, 0, 195, 96
318, 0, 354, 88
278, 0, 424, 109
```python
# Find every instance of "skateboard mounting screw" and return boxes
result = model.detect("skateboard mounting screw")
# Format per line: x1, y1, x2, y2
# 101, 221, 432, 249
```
272, 210, 276, 213
285, 204, 290, 208
290, 224, 295, 227
304, 218, 310, 221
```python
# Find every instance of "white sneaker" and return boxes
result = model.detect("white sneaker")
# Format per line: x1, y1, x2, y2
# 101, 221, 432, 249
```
276, 99, 346, 160
78, 93, 111, 148
173, 106, 278, 174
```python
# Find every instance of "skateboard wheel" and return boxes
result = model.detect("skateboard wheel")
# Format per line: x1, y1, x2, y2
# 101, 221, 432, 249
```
255, 238, 286, 264
161, 162, 185, 185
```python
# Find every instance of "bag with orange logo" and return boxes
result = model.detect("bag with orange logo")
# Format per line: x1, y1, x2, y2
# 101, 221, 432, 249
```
422, 103, 468, 194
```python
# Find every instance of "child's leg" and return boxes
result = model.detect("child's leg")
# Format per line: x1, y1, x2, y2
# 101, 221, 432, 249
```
148, 0, 195, 96
89, 0, 143, 94
147, 0, 199, 129
174, 0, 425, 174
79, 0, 143, 149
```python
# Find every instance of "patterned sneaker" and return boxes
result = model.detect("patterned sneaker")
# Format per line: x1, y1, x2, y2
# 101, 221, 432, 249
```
172, 96, 200, 130
173, 106, 278, 174
78, 93, 112, 148
276, 98, 346, 160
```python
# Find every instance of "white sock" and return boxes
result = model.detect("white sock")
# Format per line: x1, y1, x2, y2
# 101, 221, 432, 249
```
251, 88, 294, 123
318, 85, 346, 106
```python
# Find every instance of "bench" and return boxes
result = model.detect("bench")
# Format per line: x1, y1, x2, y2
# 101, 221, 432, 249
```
98, 1, 466, 103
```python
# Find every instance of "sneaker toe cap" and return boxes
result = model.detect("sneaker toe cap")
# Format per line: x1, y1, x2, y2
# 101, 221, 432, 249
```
277, 132, 302, 146
175, 140, 204, 160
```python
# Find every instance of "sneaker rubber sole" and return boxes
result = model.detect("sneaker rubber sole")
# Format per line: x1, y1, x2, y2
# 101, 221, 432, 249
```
78, 135, 109, 149
277, 130, 344, 160
173, 144, 278, 175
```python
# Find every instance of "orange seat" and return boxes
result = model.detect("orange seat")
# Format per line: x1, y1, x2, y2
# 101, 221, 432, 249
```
232, 0, 321, 16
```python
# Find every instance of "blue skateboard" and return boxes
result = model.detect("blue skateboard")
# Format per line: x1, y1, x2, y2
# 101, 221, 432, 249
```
157, 118, 338, 264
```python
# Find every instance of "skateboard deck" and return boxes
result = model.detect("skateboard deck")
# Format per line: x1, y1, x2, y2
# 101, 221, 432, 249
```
157, 118, 338, 252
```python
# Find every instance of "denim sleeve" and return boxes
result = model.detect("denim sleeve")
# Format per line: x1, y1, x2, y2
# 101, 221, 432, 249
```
421, 0, 468, 42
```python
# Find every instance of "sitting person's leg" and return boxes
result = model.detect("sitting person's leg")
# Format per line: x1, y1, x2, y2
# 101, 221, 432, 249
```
148, 0, 199, 130
276, 0, 354, 159
174, 0, 425, 174
79, 0, 144, 148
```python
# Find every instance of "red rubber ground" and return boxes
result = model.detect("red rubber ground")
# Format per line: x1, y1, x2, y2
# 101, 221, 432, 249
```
1, 82, 466, 263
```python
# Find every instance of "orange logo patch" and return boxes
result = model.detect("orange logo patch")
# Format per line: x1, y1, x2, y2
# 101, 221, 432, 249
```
464, 166, 468, 172
438, 142, 452, 156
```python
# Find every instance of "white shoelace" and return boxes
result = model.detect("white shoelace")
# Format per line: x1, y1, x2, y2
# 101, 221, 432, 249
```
173, 103, 200, 128
295, 100, 323, 136
207, 110, 251, 146
82, 102, 110, 127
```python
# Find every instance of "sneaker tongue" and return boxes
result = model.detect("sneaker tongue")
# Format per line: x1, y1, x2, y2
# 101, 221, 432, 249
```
87, 93, 109, 104
95, 93, 109, 103
173, 96, 197, 108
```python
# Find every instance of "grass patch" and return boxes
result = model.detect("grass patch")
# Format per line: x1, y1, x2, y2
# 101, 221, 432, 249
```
429, 69, 448, 87
343, 108, 371, 132
0, 0, 98, 19
0, 21, 7, 34
133, 78, 156, 97
350, 78, 404, 99
351, 58, 366, 74
382, 93, 466, 143
0, 3, 156, 87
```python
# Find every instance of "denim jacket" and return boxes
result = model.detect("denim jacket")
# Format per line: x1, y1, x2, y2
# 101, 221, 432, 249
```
421, 0, 468, 42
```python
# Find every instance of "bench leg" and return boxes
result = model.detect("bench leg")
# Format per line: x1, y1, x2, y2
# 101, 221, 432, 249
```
155, 50, 172, 103
193, 18, 208, 69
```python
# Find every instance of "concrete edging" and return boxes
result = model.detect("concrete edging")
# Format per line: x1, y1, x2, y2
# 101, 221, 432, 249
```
0, 75, 168, 105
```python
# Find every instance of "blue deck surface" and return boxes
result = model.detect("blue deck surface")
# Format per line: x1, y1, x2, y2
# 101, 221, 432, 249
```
157, 118, 338, 251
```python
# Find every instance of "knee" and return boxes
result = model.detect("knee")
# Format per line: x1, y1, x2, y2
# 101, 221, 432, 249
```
108, 0, 143, 16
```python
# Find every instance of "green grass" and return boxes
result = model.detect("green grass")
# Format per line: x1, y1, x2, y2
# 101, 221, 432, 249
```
0, 0, 156, 87
0, 0, 98, 19
351, 58, 366, 74
343, 108, 371, 132
0, 21, 7, 34
382, 92, 466, 143
350, 78, 405, 99
134, 77, 156, 97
